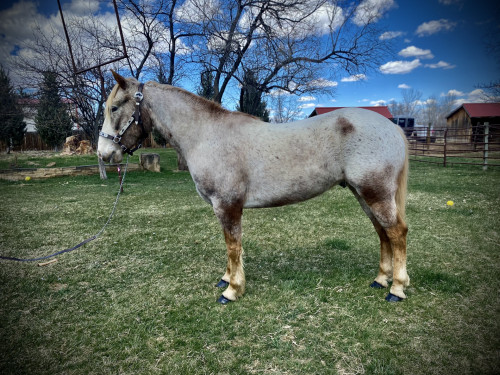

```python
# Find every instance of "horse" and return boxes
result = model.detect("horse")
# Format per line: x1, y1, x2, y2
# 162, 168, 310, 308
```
98, 71, 410, 304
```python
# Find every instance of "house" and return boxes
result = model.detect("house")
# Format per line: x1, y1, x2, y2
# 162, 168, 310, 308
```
309, 106, 393, 119
445, 102, 500, 143
15, 97, 81, 150
17, 97, 81, 133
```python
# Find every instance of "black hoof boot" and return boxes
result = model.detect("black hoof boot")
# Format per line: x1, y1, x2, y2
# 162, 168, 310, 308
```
370, 281, 386, 289
385, 293, 404, 302
217, 295, 233, 304
215, 279, 230, 288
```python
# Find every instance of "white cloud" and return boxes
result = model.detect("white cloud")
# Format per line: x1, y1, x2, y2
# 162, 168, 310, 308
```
353, 0, 396, 26
398, 83, 411, 89
380, 59, 421, 74
398, 46, 434, 59
65, 0, 100, 16
370, 99, 387, 106
298, 96, 316, 102
467, 89, 486, 102
424, 60, 456, 69
298, 102, 317, 109
341, 74, 366, 82
269, 88, 293, 97
416, 19, 456, 37
441, 89, 488, 103
439, 0, 464, 6
442, 89, 465, 97
307, 78, 338, 88
379, 31, 404, 40
0, 1, 45, 58
308, 3, 346, 35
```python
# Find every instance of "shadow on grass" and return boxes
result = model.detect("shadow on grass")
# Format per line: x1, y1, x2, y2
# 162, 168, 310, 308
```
243, 237, 377, 296
412, 268, 468, 294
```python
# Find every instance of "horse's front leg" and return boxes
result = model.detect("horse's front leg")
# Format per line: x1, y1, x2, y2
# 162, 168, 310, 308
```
214, 203, 245, 304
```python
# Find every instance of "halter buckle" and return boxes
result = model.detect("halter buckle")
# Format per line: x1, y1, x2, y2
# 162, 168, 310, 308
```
113, 135, 122, 144
134, 91, 143, 102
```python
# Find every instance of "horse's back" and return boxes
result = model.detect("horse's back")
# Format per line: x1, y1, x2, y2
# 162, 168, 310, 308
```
241, 108, 405, 208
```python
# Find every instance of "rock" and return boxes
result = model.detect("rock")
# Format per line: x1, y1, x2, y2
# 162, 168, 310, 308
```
140, 153, 161, 172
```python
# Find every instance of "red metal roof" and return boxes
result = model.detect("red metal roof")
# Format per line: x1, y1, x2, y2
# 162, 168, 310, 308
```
309, 106, 393, 119
446, 103, 500, 119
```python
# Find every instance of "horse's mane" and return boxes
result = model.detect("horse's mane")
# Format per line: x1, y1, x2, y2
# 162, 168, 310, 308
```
107, 79, 258, 121
148, 81, 258, 120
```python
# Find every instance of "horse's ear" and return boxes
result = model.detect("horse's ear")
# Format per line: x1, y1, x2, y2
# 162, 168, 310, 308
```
111, 70, 127, 90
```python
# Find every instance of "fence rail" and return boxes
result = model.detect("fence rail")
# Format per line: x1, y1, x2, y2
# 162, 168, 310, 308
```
406, 122, 500, 169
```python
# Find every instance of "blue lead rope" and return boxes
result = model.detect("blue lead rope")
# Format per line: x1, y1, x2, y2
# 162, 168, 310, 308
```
0, 156, 129, 263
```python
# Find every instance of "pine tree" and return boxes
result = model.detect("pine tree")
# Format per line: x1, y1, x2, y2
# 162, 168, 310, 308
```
35, 71, 73, 150
197, 71, 215, 100
237, 70, 270, 122
0, 66, 26, 153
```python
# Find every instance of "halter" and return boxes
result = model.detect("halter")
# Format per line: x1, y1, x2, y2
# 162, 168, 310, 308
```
99, 83, 145, 156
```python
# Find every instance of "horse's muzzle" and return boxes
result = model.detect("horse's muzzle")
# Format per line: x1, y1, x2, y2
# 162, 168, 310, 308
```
98, 149, 122, 164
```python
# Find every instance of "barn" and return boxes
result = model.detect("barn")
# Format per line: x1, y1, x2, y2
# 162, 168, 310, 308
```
445, 103, 500, 143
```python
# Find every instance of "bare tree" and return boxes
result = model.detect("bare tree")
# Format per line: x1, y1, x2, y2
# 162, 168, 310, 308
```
400, 88, 422, 117
420, 93, 457, 130
184, 0, 392, 104
269, 90, 303, 123
117, 0, 202, 83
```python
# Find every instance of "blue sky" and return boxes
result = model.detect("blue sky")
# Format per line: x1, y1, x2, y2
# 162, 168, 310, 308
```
0, 0, 498, 115
328, 0, 499, 109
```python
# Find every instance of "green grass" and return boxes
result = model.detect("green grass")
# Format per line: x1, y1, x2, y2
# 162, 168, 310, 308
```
1, 149, 499, 375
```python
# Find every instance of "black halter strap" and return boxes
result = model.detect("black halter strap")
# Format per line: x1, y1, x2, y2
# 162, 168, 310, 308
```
99, 83, 145, 156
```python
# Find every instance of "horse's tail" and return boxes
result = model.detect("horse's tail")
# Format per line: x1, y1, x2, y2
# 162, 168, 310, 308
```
396, 129, 409, 221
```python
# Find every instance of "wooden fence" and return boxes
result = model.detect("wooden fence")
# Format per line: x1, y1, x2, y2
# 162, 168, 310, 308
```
2, 131, 162, 152
407, 122, 500, 169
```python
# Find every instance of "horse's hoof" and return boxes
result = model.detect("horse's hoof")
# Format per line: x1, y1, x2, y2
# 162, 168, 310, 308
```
370, 281, 386, 289
215, 279, 230, 288
385, 293, 404, 302
217, 295, 233, 304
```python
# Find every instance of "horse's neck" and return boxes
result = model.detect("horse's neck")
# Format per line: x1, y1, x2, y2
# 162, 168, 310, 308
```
147, 85, 208, 152
147, 84, 261, 156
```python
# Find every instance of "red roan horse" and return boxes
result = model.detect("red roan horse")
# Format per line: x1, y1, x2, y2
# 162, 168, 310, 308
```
98, 71, 410, 304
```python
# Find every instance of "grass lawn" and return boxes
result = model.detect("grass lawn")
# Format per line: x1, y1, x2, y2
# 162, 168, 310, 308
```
0, 148, 499, 375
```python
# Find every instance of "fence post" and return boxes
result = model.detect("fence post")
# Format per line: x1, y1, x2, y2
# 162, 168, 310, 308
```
483, 122, 489, 171
426, 122, 431, 149
443, 128, 448, 167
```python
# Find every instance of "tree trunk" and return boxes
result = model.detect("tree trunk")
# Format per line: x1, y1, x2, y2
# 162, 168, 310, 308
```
177, 152, 188, 171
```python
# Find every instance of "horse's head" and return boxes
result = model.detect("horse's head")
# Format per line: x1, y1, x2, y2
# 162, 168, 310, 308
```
97, 71, 147, 163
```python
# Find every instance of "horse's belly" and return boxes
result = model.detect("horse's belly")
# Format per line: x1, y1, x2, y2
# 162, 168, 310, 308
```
244, 169, 340, 208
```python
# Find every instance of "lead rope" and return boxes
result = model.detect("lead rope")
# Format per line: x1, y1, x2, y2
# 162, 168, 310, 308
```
0, 155, 130, 262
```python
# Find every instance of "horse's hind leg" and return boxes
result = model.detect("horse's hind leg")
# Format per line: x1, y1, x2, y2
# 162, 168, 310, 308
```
384, 214, 409, 300
350, 186, 409, 300
369, 201, 409, 300
213, 202, 245, 304
349, 188, 393, 288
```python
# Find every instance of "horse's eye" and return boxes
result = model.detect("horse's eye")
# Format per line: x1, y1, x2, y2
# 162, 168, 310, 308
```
111, 106, 118, 112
